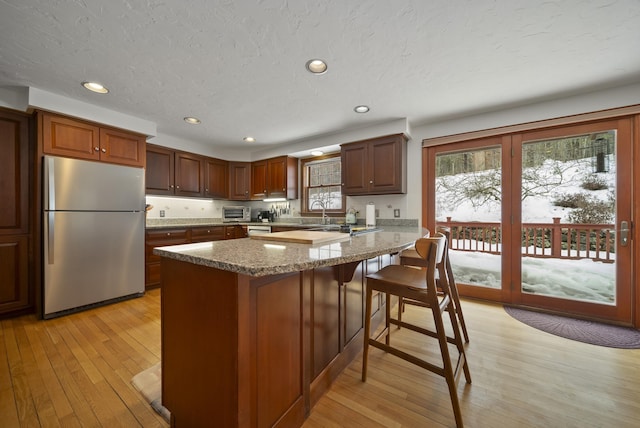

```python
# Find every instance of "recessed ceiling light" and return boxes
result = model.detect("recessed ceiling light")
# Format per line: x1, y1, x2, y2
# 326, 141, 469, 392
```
310, 150, 324, 156
183, 117, 201, 124
306, 59, 327, 74
354, 105, 370, 113
243, 136, 256, 143
82, 81, 109, 94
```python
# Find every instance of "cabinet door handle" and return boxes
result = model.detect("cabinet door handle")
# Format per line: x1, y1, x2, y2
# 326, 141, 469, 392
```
176, 185, 180, 189
369, 180, 373, 184
94, 146, 100, 152
101, 148, 106, 153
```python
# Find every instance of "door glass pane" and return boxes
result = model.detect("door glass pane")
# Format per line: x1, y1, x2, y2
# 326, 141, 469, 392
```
435, 147, 502, 289
521, 131, 616, 304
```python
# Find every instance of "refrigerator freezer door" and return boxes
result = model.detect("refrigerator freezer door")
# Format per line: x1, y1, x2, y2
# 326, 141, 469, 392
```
44, 211, 144, 316
44, 155, 145, 211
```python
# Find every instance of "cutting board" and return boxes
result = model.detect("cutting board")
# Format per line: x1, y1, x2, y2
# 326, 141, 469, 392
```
250, 230, 351, 244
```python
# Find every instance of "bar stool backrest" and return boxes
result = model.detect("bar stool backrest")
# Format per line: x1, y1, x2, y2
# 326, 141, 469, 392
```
415, 233, 446, 266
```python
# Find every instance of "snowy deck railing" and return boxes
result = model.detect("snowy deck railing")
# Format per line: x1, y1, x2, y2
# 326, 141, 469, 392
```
439, 217, 615, 263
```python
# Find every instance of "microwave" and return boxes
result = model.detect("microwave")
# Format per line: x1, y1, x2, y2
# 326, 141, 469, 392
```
222, 206, 251, 222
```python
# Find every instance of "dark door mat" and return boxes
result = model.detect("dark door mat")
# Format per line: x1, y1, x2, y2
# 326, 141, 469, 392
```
504, 306, 640, 349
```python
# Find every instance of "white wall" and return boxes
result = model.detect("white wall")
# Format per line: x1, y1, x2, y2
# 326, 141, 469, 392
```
5, 83, 638, 225
414, 82, 640, 141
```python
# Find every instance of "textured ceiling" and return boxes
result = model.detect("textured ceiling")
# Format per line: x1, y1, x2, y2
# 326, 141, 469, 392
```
1, 0, 639, 152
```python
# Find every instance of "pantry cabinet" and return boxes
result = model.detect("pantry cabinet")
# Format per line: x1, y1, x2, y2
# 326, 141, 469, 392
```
341, 133, 406, 195
40, 112, 145, 167
0, 109, 32, 316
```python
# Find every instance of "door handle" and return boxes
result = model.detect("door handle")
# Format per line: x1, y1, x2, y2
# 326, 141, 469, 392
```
47, 212, 55, 264
620, 221, 630, 247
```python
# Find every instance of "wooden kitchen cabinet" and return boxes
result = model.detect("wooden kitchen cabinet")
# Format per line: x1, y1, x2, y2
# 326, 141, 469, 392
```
175, 151, 205, 197
0, 236, 29, 314
145, 228, 189, 289
224, 225, 247, 239
251, 159, 268, 199
341, 133, 407, 195
228, 161, 251, 200
0, 109, 32, 316
251, 155, 298, 200
145, 144, 175, 195
204, 157, 229, 199
145, 224, 247, 288
145, 144, 206, 197
41, 112, 145, 167
191, 226, 225, 243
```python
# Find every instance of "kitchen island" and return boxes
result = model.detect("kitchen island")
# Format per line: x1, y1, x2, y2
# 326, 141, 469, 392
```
154, 227, 423, 427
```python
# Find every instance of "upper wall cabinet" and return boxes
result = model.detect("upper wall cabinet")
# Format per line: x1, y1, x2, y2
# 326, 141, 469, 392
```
175, 151, 205, 197
146, 144, 229, 199
146, 144, 209, 197
251, 155, 298, 200
40, 112, 145, 167
145, 145, 175, 195
203, 157, 229, 199
229, 162, 251, 200
341, 133, 407, 195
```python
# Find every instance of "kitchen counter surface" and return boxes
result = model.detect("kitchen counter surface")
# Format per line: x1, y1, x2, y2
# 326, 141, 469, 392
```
154, 226, 425, 277
145, 217, 420, 229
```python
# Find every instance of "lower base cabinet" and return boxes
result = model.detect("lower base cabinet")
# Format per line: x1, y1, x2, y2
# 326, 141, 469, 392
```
160, 253, 395, 427
145, 225, 248, 289
145, 229, 189, 289
0, 236, 30, 314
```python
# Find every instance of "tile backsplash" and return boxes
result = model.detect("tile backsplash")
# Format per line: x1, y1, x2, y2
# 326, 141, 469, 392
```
145, 196, 224, 219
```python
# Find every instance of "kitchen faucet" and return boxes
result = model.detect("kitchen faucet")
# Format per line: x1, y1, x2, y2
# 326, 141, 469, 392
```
310, 199, 330, 225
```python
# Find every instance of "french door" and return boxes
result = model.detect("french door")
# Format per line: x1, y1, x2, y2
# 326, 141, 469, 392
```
425, 118, 634, 324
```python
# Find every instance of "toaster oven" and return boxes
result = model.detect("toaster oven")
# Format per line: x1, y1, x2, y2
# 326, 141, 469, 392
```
222, 206, 251, 222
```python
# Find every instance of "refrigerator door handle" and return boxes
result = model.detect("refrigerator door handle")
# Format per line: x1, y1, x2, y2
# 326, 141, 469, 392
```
47, 212, 55, 264
46, 156, 56, 210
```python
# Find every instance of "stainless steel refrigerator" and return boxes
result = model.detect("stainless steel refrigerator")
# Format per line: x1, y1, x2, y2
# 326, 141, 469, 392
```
43, 155, 145, 318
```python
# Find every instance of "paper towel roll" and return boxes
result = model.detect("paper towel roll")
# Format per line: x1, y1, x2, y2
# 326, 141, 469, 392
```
366, 203, 376, 227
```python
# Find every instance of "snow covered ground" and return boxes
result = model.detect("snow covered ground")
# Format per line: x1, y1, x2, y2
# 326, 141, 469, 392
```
437, 155, 616, 305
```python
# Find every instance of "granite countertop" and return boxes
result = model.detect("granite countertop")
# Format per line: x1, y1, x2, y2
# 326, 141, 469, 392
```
153, 226, 425, 277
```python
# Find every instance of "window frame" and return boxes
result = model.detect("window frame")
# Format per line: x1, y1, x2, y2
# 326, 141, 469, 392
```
300, 153, 346, 217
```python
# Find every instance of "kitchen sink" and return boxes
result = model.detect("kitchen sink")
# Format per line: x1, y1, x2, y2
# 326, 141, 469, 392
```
306, 224, 383, 236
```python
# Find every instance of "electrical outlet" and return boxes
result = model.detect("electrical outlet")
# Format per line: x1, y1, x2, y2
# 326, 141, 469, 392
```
160, 210, 165, 217
394, 209, 400, 218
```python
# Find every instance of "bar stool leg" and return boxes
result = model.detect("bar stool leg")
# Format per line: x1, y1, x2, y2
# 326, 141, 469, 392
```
362, 285, 373, 382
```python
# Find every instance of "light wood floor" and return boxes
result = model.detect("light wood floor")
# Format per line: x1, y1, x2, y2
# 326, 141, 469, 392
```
1, 289, 639, 427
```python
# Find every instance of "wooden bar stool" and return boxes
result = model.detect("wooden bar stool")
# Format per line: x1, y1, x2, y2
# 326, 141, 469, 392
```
362, 233, 471, 428
399, 226, 470, 343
